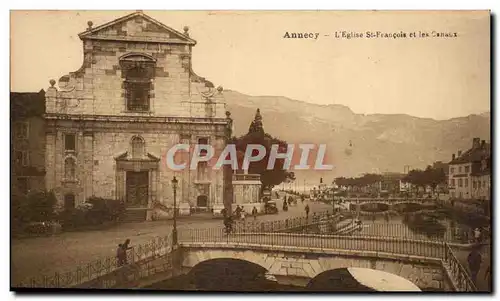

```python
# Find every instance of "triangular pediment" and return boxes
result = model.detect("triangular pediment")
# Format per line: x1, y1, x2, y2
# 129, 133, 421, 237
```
79, 11, 196, 45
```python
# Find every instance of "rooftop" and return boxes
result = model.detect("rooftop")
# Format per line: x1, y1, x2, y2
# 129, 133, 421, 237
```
449, 138, 490, 165
10, 90, 46, 119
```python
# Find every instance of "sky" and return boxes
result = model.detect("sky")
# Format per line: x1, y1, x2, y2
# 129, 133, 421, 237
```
10, 10, 490, 120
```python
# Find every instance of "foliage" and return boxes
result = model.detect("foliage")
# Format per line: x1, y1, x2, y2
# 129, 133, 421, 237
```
12, 190, 57, 225
28, 191, 58, 221
60, 197, 125, 230
334, 174, 383, 189
402, 165, 446, 193
230, 109, 296, 189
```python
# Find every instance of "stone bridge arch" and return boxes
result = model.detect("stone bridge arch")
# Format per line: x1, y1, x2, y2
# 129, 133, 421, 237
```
181, 249, 271, 275
307, 267, 421, 291
186, 257, 269, 290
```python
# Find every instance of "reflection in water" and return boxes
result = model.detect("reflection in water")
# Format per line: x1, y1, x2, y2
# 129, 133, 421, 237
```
341, 202, 474, 241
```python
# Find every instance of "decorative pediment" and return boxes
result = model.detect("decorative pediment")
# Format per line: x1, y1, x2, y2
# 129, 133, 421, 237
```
114, 151, 160, 162
79, 11, 196, 45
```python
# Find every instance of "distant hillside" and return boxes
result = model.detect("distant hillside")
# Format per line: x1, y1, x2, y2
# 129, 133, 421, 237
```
224, 90, 490, 184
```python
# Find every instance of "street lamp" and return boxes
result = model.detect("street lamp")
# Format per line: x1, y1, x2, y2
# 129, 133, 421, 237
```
171, 176, 178, 246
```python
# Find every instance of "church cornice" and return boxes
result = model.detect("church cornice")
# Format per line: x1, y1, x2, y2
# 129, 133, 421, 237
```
81, 35, 194, 45
44, 113, 228, 125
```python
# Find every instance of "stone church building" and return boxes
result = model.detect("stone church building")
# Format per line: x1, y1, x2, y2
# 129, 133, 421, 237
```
44, 11, 230, 220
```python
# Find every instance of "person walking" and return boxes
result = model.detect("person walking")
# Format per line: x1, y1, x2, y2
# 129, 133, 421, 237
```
121, 239, 132, 265
305, 204, 310, 219
474, 227, 482, 244
252, 206, 258, 221
467, 246, 482, 285
223, 215, 233, 234
117, 244, 125, 267
235, 205, 242, 217
485, 264, 491, 287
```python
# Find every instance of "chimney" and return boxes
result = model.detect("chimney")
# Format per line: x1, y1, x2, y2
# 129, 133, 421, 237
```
452, 154, 455, 160
458, 150, 462, 157
472, 137, 480, 149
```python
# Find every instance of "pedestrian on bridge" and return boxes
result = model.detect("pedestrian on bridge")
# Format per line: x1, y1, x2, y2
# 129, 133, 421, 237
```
474, 227, 482, 244
283, 201, 288, 212
117, 244, 125, 266
121, 239, 132, 265
223, 214, 234, 234
252, 206, 258, 221
234, 205, 242, 218
467, 246, 482, 285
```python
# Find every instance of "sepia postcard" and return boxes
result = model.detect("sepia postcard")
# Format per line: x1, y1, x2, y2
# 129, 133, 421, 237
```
10, 10, 491, 292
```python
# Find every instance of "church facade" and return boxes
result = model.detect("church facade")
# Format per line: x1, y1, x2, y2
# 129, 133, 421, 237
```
44, 11, 230, 220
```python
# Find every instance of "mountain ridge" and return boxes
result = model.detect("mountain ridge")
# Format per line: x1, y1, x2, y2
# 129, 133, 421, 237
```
223, 90, 490, 183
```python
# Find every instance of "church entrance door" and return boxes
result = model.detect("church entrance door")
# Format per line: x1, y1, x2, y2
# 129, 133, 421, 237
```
126, 171, 149, 207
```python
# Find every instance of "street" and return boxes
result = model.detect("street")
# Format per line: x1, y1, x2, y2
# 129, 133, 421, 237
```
11, 196, 331, 285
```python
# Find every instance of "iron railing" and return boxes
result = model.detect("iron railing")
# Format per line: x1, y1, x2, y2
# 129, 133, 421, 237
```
177, 228, 448, 259
230, 211, 473, 244
343, 197, 439, 203
18, 234, 172, 288
444, 243, 478, 291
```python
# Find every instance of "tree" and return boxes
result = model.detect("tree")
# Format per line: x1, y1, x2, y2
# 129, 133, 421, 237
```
403, 166, 446, 197
230, 109, 296, 190
27, 190, 57, 222
424, 165, 446, 196
403, 169, 427, 195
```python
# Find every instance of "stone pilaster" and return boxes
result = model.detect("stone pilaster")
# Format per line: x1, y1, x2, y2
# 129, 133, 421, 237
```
45, 131, 56, 191
82, 133, 94, 202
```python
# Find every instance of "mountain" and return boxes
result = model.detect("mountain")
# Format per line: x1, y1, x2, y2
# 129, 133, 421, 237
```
223, 90, 491, 184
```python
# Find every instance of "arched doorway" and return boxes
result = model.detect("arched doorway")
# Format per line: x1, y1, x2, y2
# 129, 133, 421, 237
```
197, 195, 208, 208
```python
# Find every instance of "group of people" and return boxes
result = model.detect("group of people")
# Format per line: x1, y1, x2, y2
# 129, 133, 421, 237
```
221, 205, 260, 234
282, 195, 300, 212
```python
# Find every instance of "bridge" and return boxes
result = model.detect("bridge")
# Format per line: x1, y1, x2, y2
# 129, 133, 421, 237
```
342, 198, 439, 212
17, 213, 478, 292
342, 197, 438, 203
